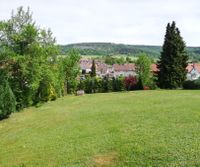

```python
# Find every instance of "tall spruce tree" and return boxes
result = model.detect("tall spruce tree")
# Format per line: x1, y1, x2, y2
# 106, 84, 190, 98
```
157, 21, 188, 88
91, 59, 96, 77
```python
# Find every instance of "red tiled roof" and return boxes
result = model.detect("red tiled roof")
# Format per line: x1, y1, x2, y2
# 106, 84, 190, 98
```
80, 58, 109, 73
151, 63, 200, 73
113, 63, 135, 72
96, 63, 108, 74
194, 64, 200, 73
80, 59, 200, 74
187, 63, 200, 73
150, 64, 158, 72
186, 64, 193, 72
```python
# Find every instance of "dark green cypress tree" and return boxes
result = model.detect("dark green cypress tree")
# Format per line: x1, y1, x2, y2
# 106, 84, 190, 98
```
90, 59, 96, 77
157, 21, 188, 89
0, 71, 16, 120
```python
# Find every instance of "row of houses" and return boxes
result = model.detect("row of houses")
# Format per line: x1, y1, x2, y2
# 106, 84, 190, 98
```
80, 58, 200, 81
80, 58, 136, 78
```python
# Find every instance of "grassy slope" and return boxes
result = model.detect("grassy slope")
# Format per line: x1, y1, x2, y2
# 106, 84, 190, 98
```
1, 90, 200, 166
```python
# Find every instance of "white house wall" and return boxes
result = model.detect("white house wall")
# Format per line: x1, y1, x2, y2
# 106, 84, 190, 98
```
187, 68, 200, 80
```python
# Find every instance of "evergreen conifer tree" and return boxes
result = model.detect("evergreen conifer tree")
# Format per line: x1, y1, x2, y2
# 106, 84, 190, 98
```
90, 59, 96, 77
157, 21, 188, 88
0, 71, 16, 119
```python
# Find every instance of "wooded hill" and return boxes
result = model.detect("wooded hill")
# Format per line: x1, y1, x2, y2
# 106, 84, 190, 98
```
60, 42, 200, 61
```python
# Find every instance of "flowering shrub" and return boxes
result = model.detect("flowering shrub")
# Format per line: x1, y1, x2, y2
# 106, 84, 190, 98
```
124, 76, 138, 90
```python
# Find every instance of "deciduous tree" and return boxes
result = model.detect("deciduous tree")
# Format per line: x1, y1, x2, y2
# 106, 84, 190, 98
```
135, 53, 152, 88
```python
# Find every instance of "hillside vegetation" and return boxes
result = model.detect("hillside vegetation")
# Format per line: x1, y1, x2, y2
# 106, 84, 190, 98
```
60, 42, 200, 60
1, 90, 200, 166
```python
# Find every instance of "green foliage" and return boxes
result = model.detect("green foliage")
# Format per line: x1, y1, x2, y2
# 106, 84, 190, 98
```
60, 43, 162, 58
60, 42, 200, 61
92, 77, 101, 93
126, 56, 134, 63
137, 77, 144, 90
136, 53, 153, 87
82, 76, 101, 93
81, 76, 123, 94
101, 76, 112, 92
62, 49, 80, 94
78, 74, 155, 94
77, 79, 85, 90
183, 78, 200, 89
0, 73, 16, 119
104, 55, 127, 65
112, 77, 124, 92
84, 77, 93, 94
34, 68, 58, 103
116, 57, 126, 64
0, 7, 61, 112
104, 55, 116, 65
157, 21, 189, 89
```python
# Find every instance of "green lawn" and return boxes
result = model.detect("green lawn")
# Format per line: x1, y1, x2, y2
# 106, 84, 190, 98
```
1, 90, 200, 167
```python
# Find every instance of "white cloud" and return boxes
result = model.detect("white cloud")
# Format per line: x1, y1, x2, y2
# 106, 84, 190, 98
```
1, 0, 200, 46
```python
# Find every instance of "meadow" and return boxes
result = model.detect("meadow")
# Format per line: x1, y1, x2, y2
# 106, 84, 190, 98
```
0, 90, 200, 166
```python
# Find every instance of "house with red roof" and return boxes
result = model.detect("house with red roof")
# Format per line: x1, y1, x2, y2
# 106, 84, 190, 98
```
186, 63, 200, 80
79, 58, 92, 74
149, 63, 200, 81
79, 58, 111, 77
80, 59, 200, 80
113, 63, 136, 77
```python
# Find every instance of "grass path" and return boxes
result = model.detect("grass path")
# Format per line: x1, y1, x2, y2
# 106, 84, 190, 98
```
0, 90, 200, 166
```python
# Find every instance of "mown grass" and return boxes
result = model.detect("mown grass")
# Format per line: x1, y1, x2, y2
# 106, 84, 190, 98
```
0, 90, 200, 166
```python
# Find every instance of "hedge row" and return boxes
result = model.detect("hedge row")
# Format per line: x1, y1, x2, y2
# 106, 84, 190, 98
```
183, 78, 200, 89
76, 76, 151, 94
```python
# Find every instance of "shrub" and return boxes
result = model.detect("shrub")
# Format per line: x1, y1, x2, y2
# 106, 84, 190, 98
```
112, 77, 124, 92
101, 76, 112, 93
93, 77, 102, 93
124, 76, 138, 91
77, 80, 85, 90
35, 79, 57, 103
183, 79, 200, 89
67, 79, 79, 94
84, 77, 93, 94
136, 78, 144, 90
0, 79, 16, 120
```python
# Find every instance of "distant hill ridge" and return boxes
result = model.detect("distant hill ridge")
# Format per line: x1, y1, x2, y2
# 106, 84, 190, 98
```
59, 42, 200, 60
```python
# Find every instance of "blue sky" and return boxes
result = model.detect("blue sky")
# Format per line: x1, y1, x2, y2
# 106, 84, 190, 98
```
1, 0, 200, 46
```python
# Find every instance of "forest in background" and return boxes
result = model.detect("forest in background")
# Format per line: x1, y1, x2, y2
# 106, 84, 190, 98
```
60, 42, 200, 61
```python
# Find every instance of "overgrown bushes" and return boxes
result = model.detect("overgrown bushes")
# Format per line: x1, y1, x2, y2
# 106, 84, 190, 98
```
0, 7, 80, 119
77, 75, 155, 94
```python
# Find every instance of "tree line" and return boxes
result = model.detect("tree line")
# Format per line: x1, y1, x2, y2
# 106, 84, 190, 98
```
60, 44, 200, 61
